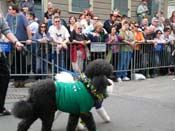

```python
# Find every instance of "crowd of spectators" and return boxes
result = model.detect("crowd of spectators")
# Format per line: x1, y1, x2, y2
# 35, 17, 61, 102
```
1, 0, 175, 87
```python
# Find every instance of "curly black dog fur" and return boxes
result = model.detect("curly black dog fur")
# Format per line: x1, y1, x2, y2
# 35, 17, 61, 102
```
12, 59, 113, 131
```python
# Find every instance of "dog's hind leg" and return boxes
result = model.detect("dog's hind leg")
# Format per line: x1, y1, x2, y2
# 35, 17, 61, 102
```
41, 111, 55, 131
76, 118, 86, 131
66, 114, 79, 131
17, 115, 38, 131
80, 112, 96, 131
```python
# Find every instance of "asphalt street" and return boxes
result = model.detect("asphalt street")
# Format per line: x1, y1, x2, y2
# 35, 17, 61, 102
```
0, 75, 175, 131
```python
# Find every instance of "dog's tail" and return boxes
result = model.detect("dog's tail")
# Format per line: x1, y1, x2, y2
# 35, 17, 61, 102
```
12, 100, 33, 119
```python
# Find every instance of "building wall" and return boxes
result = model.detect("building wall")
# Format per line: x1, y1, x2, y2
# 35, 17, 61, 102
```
131, 0, 168, 20
50, 0, 168, 22
0, 0, 7, 15
168, 0, 175, 18
0, 0, 169, 22
93, 0, 111, 20
131, 0, 140, 19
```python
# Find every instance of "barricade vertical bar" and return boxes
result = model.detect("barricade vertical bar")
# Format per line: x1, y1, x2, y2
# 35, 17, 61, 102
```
132, 46, 136, 80
51, 43, 54, 79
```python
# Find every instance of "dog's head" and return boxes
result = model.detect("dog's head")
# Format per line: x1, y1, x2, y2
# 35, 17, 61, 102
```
85, 59, 113, 94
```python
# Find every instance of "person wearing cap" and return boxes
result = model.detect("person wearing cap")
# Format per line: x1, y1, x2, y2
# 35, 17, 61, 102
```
26, 11, 39, 36
103, 9, 122, 34
26, 11, 39, 75
137, 0, 149, 25
151, 11, 165, 25
0, 12, 24, 116
150, 18, 163, 33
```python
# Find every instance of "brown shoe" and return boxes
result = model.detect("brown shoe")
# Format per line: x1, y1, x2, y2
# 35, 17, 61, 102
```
14, 81, 20, 88
19, 81, 25, 87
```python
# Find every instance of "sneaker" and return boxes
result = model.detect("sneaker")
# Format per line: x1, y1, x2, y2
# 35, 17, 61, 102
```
122, 77, 130, 81
117, 78, 122, 82
0, 109, 11, 116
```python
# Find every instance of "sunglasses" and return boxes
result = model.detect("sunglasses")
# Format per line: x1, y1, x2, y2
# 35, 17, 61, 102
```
77, 27, 82, 30
41, 26, 46, 28
54, 20, 60, 23
93, 17, 99, 20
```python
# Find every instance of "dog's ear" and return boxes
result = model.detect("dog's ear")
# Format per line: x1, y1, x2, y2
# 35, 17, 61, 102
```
85, 59, 113, 78
91, 75, 108, 94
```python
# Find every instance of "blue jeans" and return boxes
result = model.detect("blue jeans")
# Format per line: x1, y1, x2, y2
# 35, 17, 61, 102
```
117, 51, 132, 78
137, 15, 143, 25
36, 54, 47, 79
54, 50, 65, 73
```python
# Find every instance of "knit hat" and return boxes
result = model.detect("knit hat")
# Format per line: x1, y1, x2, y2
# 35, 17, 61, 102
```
84, 8, 94, 18
110, 8, 121, 17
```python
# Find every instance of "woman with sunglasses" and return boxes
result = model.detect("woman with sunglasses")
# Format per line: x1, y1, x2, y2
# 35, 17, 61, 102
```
132, 23, 145, 75
32, 22, 51, 79
70, 22, 90, 73
152, 30, 165, 77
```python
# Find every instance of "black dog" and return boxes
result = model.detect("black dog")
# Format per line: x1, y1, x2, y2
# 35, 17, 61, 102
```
12, 59, 113, 131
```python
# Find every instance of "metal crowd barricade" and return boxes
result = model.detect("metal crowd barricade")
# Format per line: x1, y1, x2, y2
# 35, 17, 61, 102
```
9, 41, 54, 79
7, 41, 175, 81
132, 42, 175, 77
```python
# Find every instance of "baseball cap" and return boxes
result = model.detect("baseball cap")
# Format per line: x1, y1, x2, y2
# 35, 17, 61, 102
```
154, 18, 159, 22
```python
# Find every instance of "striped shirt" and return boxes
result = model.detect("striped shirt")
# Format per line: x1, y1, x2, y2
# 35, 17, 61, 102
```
0, 15, 11, 53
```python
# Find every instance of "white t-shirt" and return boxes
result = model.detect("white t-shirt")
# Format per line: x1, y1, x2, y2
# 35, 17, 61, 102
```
154, 37, 165, 44
161, 34, 175, 44
80, 19, 93, 34
48, 25, 70, 42
148, 24, 163, 33
29, 21, 39, 34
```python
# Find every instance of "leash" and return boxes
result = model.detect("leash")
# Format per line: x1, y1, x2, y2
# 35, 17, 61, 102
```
54, 65, 80, 77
